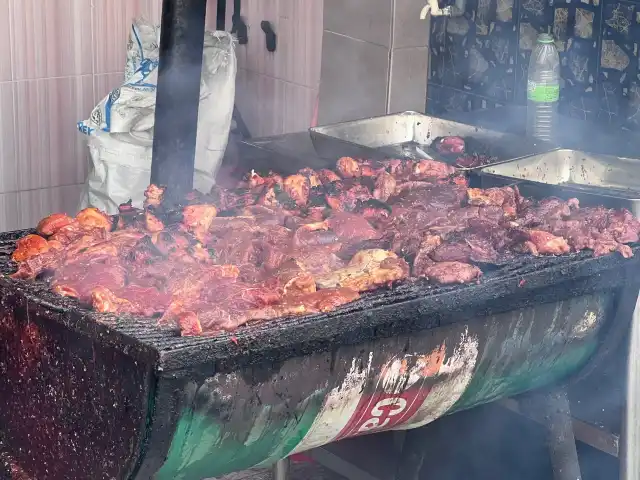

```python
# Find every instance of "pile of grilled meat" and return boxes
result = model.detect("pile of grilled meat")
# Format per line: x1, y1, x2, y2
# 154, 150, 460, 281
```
7, 156, 640, 336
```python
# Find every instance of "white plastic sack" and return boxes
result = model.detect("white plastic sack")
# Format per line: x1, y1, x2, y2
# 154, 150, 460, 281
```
77, 17, 237, 214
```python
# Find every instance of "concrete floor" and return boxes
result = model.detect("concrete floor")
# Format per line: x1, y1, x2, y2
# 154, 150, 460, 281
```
215, 463, 345, 480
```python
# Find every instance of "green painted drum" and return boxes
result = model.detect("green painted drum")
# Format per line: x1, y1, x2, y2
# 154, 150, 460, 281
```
155, 293, 611, 480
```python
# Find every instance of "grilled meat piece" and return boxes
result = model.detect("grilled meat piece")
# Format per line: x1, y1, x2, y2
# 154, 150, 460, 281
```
373, 171, 397, 202
36, 213, 75, 236
420, 261, 482, 284
412, 159, 456, 180
336, 157, 364, 178
412, 235, 442, 276
76, 207, 113, 231
467, 187, 519, 217
315, 249, 410, 291
12, 234, 52, 263
11, 149, 640, 338
520, 230, 571, 256
434, 136, 465, 154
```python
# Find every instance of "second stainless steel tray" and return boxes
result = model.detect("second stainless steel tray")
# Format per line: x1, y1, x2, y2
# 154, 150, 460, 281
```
309, 111, 556, 170
478, 149, 640, 213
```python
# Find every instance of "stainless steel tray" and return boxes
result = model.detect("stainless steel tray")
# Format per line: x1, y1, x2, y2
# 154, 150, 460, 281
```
237, 135, 333, 175
478, 149, 640, 213
309, 111, 556, 171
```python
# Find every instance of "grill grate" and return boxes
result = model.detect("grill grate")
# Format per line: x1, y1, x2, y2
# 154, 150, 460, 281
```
0, 229, 637, 370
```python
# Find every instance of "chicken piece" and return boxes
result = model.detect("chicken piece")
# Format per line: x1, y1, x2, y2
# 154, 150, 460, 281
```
467, 187, 518, 217
36, 213, 75, 236
336, 157, 362, 178
144, 184, 166, 208
76, 207, 113, 231
11, 234, 50, 263
242, 288, 361, 322
269, 259, 317, 296
521, 230, 570, 256
317, 169, 341, 184
282, 287, 360, 313
373, 171, 397, 202
52, 284, 80, 298
49, 222, 107, 247
91, 286, 136, 314
315, 249, 410, 291
421, 261, 482, 284
144, 211, 165, 233
178, 312, 204, 336
607, 209, 640, 244
412, 159, 456, 180
452, 175, 469, 187
283, 174, 310, 206
182, 204, 218, 242
298, 167, 322, 188
116, 201, 146, 230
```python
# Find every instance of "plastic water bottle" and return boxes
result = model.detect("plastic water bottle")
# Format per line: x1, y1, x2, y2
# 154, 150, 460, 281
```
526, 33, 560, 143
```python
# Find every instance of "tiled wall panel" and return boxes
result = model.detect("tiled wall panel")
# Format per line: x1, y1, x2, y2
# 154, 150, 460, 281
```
0, 0, 323, 232
231, 0, 324, 136
317, 0, 431, 124
0, 0, 166, 232
427, 0, 640, 131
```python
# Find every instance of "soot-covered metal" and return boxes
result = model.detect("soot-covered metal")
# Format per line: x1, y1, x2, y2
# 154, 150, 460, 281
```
0, 229, 638, 478
0, 233, 637, 370
150, 0, 208, 200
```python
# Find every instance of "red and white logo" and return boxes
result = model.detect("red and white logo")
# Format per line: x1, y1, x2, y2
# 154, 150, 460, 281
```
335, 345, 446, 440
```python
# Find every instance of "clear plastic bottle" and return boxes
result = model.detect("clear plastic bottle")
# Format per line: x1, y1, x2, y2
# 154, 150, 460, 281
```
526, 33, 560, 143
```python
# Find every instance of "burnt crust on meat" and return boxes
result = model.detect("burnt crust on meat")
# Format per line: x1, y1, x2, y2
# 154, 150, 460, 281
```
9, 151, 640, 337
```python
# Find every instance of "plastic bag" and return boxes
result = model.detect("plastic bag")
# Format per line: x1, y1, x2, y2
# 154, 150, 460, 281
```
77, 17, 237, 213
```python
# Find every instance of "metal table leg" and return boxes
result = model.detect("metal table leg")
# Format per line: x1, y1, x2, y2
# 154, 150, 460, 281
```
543, 389, 583, 480
622, 294, 640, 480
150, 0, 208, 202
272, 458, 291, 480
520, 388, 583, 480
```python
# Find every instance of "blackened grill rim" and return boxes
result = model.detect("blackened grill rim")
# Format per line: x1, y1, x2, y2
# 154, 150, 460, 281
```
1, 228, 638, 370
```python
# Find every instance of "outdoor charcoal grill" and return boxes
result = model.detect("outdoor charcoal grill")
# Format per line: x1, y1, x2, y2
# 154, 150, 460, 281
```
1, 227, 639, 479
2, 2, 639, 479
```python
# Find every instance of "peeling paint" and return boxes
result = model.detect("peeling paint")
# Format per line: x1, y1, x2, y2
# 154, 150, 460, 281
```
571, 310, 599, 339
289, 354, 373, 454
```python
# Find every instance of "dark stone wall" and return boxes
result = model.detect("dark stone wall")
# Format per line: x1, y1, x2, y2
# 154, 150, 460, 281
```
427, 0, 640, 130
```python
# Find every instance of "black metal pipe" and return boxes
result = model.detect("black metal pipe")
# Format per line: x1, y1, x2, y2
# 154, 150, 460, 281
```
150, 0, 208, 201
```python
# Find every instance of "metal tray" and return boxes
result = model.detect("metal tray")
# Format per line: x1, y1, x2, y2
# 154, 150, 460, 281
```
478, 149, 640, 213
237, 135, 333, 175
309, 111, 556, 171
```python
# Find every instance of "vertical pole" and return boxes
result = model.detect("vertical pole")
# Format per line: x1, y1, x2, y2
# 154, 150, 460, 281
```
521, 388, 583, 480
150, 0, 208, 203
272, 458, 291, 480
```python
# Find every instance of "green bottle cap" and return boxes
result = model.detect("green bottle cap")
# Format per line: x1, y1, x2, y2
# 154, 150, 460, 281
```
537, 33, 554, 44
